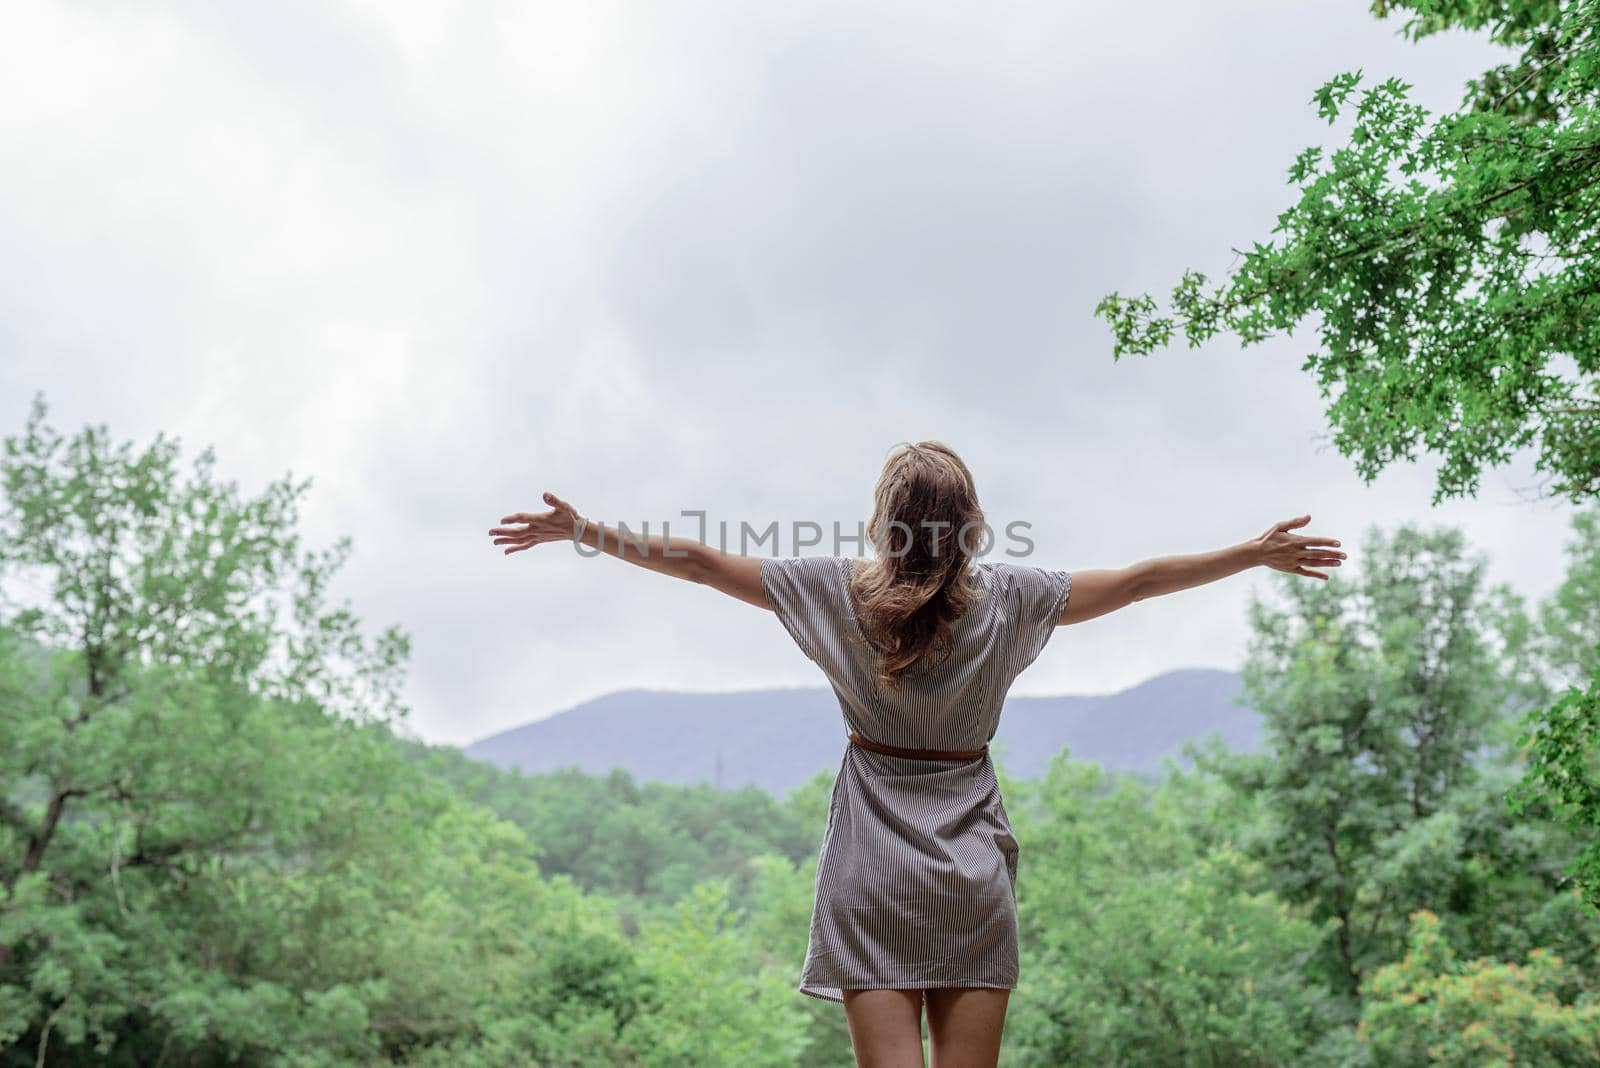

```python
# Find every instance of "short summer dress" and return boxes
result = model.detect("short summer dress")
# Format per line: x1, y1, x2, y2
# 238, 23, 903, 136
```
759, 554, 1073, 1004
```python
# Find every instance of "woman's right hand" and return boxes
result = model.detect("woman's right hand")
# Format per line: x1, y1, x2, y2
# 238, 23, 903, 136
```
1254, 515, 1345, 579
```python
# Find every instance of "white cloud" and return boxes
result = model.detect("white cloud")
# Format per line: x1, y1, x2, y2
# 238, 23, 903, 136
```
1, 0, 1573, 746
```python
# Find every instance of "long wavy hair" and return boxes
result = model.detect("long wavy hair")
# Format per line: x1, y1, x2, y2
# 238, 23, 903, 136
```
849, 441, 986, 688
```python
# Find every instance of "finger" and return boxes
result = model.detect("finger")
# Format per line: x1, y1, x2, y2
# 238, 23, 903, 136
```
1292, 566, 1328, 579
543, 491, 575, 513
494, 506, 564, 529
1293, 535, 1343, 550
504, 541, 539, 554
492, 534, 539, 546
1276, 514, 1311, 532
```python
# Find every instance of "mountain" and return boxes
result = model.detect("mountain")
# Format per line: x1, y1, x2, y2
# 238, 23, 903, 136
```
461, 668, 1256, 796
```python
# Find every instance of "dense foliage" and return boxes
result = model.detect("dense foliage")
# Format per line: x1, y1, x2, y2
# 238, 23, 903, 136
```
1097, 0, 1600, 917
1097, 0, 1600, 506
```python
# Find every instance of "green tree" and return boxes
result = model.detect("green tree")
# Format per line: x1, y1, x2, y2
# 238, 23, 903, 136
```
1360, 909, 1600, 1067
1095, 0, 1600, 913
1512, 655, 1600, 911
1096, 0, 1600, 506
1537, 505, 1600, 686
618, 880, 810, 1068
1003, 756, 1342, 1067
399, 743, 822, 911
0, 397, 677, 1065
1510, 506, 1600, 912
1217, 525, 1539, 999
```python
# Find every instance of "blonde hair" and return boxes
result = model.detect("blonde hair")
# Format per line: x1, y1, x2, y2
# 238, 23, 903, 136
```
849, 441, 985, 688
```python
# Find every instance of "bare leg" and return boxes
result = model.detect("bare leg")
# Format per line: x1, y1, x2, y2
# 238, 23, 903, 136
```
841, 988, 927, 1067
925, 987, 1010, 1068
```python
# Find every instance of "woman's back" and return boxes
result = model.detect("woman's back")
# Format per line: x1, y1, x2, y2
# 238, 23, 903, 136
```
761, 554, 1073, 752
758, 551, 1072, 1005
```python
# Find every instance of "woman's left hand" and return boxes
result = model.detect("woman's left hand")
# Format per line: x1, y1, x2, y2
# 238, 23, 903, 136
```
489, 492, 587, 555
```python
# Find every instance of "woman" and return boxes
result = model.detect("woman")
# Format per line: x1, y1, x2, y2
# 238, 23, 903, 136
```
488, 441, 1344, 1068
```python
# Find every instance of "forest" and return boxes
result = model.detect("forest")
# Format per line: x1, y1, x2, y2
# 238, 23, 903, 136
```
6, 0, 1600, 1063
0, 395, 1596, 1066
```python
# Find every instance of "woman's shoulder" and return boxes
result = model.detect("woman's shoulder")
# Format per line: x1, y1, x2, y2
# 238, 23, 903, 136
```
977, 558, 1063, 578
762, 553, 851, 577
760, 554, 854, 602
974, 559, 1071, 603
973, 559, 1024, 583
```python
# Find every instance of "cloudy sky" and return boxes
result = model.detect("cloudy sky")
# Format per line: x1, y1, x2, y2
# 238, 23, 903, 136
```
1, 1, 1580, 747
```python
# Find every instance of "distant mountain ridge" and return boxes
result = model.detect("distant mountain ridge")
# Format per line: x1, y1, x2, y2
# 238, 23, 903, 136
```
462, 668, 1256, 796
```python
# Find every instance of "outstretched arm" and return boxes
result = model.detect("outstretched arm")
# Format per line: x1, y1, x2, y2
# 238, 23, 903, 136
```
489, 492, 771, 609
1059, 515, 1344, 626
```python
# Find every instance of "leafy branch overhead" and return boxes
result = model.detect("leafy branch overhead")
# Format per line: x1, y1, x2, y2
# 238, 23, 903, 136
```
1097, 0, 1600, 505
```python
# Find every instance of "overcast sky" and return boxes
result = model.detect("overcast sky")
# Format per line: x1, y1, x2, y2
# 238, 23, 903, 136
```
1, 1, 1581, 747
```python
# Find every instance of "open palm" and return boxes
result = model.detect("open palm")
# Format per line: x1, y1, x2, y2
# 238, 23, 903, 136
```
488, 492, 587, 555
1255, 515, 1345, 579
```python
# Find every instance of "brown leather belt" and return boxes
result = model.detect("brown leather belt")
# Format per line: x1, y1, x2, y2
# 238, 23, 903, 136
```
848, 729, 988, 761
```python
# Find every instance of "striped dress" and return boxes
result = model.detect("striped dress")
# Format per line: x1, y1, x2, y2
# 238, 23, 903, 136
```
759, 554, 1073, 1004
